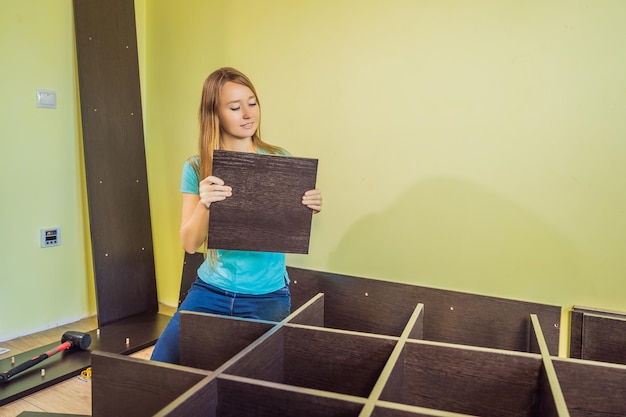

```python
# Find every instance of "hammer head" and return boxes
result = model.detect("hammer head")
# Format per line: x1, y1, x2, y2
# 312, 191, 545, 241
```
61, 331, 92, 350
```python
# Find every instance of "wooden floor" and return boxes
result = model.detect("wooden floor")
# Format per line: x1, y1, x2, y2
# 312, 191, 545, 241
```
0, 305, 176, 417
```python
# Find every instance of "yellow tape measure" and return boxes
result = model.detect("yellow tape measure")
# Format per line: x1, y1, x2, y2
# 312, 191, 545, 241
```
78, 367, 92, 381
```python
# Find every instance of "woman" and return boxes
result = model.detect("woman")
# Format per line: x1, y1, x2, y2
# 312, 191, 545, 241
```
151, 67, 322, 364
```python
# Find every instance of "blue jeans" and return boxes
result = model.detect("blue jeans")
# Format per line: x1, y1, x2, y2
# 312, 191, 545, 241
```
150, 277, 291, 364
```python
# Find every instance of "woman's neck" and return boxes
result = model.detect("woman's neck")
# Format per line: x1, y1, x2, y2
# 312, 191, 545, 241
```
221, 137, 256, 153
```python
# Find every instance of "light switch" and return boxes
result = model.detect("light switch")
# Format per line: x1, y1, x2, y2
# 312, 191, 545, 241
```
37, 89, 57, 109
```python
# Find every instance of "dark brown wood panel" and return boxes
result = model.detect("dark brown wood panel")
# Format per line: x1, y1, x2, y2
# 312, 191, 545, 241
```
282, 326, 396, 397
529, 314, 570, 416
22, 271, 623, 416
288, 267, 561, 354
383, 340, 543, 417
569, 306, 626, 364
286, 293, 325, 327
371, 403, 477, 417
73, 0, 157, 326
224, 325, 397, 398
178, 252, 204, 306
217, 326, 285, 383
535, 367, 560, 417
156, 377, 218, 417
0, 343, 91, 407
290, 268, 419, 337
208, 150, 318, 254
569, 309, 584, 359
581, 314, 626, 364
553, 357, 626, 417
179, 312, 275, 371
0, 312, 168, 406
216, 375, 365, 417
289, 269, 323, 311
17, 413, 90, 417
91, 351, 212, 417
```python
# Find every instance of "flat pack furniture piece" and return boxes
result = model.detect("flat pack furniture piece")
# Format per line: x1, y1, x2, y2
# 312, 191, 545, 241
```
8, 268, 626, 415
0, 313, 170, 406
208, 150, 318, 254
74, 0, 160, 326
178, 252, 205, 307
82, 268, 622, 417
569, 306, 626, 365
17, 413, 90, 417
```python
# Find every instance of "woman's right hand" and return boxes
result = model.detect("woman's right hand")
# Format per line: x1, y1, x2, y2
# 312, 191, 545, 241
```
199, 176, 232, 209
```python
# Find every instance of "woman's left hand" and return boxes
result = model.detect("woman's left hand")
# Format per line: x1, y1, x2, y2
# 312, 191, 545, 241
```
302, 189, 322, 214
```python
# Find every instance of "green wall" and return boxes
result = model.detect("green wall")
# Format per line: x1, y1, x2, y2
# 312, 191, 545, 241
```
2, 1, 625, 349
1, 0, 90, 340
0, 0, 145, 341
146, 0, 626, 350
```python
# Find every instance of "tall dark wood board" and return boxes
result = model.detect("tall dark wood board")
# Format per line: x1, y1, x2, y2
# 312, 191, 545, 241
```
73, 0, 158, 325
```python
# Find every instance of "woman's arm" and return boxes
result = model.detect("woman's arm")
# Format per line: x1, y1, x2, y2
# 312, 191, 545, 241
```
180, 193, 209, 254
180, 176, 232, 253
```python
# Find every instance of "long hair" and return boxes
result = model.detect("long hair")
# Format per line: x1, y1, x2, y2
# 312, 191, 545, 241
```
192, 67, 285, 180
192, 67, 285, 261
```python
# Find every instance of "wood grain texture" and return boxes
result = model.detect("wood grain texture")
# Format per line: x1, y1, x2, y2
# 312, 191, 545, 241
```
283, 326, 396, 398
16, 413, 89, 417
224, 325, 397, 398
8, 271, 626, 416
178, 252, 204, 307
385, 341, 543, 417
155, 377, 218, 417
535, 367, 559, 417
286, 293, 325, 328
553, 358, 626, 417
91, 351, 212, 417
581, 314, 626, 364
371, 403, 479, 417
569, 306, 626, 365
208, 151, 318, 254
288, 267, 562, 354
0, 312, 168, 407
216, 375, 365, 417
74, 0, 158, 326
179, 312, 274, 371
218, 326, 285, 384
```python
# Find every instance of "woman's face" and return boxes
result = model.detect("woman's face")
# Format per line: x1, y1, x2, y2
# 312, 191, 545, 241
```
218, 81, 260, 145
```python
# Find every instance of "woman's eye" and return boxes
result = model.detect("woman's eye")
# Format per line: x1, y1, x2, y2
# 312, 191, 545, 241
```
249, 102, 257, 107
230, 107, 240, 111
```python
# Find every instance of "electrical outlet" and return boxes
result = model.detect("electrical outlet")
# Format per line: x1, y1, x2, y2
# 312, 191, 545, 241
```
41, 227, 60, 247
37, 89, 57, 109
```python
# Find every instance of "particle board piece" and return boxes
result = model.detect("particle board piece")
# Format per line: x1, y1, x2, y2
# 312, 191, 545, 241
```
179, 313, 275, 371
552, 358, 626, 416
288, 267, 561, 354
16, 413, 89, 417
91, 351, 212, 417
208, 150, 318, 254
0, 312, 169, 406
82, 270, 626, 416
74, 0, 158, 326
178, 252, 204, 307
569, 306, 626, 365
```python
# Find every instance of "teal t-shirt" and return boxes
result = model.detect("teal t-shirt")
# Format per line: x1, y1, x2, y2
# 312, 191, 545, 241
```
181, 153, 289, 294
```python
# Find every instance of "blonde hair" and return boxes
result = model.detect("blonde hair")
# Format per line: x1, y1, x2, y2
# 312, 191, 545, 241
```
193, 67, 285, 261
